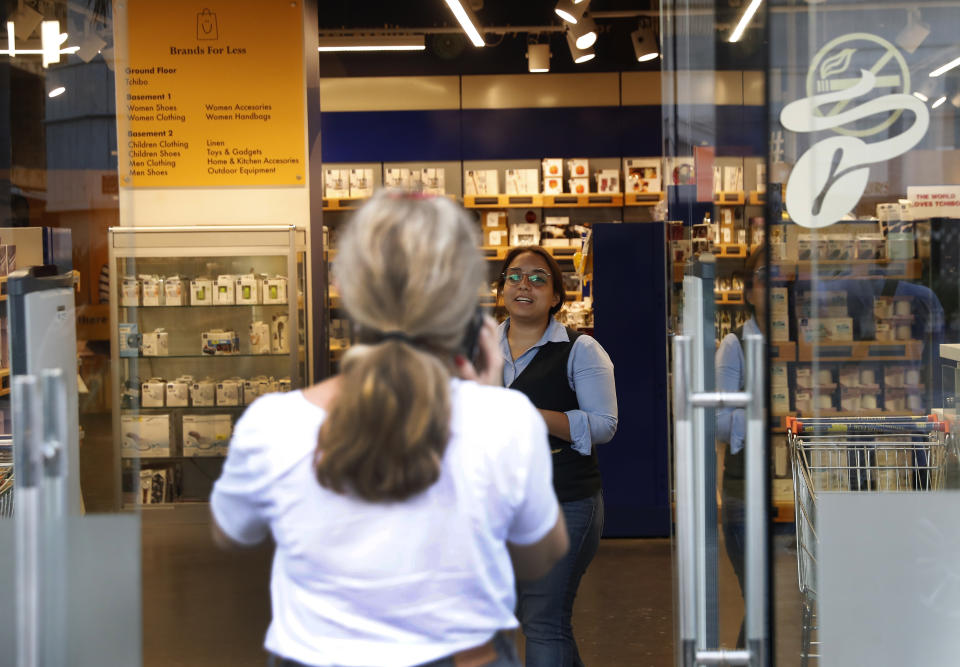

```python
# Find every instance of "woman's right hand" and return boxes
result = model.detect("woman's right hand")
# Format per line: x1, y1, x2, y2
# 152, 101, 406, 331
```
455, 315, 503, 387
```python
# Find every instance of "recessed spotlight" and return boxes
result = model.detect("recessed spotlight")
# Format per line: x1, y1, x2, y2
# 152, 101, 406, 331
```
48, 86, 65, 98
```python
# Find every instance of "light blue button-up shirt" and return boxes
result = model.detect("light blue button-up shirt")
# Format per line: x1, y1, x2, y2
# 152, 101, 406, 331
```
498, 318, 618, 456
716, 316, 761, 455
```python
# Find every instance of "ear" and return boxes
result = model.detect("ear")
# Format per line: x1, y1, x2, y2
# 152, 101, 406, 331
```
552, 292, 561, 308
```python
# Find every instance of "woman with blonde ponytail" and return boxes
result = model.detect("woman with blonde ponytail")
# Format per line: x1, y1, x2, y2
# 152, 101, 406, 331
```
211, 191, 568, 667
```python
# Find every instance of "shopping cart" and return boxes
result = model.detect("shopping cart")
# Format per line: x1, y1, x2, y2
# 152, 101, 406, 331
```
786, 415, 951, 665
0, 441, 12, 518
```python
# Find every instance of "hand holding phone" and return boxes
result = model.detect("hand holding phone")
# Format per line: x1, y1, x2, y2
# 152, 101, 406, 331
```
456, 311, 502, 386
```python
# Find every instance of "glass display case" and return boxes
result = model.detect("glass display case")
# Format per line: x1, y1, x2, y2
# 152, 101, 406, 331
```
108, 225, 308, 509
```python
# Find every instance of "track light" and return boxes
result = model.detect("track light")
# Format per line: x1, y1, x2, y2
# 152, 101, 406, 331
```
555, 0, 589, 25
930, 55, 960, 78
570, 15, 597, 50
318, 35, 426, 52
443, 0, 485, 47
527, 43, 550, 73
895, 8, 929, 54
729, 0, 763, 43
9, 4, 42, 40
931, 96, 947, 109
565, 29, 594, 64
75, 31, 106, 63
631, 20, 659, 62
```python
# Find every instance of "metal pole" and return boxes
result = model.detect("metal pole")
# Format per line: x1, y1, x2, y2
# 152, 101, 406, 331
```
673, 335, 697, 667
14, 375, 40, 667
744, 335, 769, 666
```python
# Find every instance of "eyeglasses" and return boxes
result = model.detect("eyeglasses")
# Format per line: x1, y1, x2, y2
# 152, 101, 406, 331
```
503, 269, 551, 287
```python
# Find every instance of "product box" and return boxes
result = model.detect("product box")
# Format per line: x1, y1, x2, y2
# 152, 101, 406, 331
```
141, 378, 166, 408
464, 169, 499, 196
166, 378, 190, 407
138, 468, 169, 504
164, 275, 186, 306
278, 377, 292, 393
216, 379, 243, 406
665, 157, 695, 186
384, 167, 418, 189
214, 275, 236, 305
771, 388, 790, 415
568, 178, 589, 195
119, 322, 140, 358
420, 168, 445, 195
826, 234, 855, 261
857, 233, 886, 260
542, 177, 563, 195
712, 166, 723, 194
121, 278, 140, 307
243, 377, 272, 405
183, 414, 232, 457
190, 379, 216, 407
770, 318, 790, 342
141, 329, 169, 356
542, 158, 563, 179
249, 320, 271, 354
624, 158, 661, 193
596, 169, 620, 194
722, 166, 744, 192
202, 329, 239, 355
509, 223, 540, 247
235, 274, 261, 305
485, 228, 509, 247
770, 287, 789, 314
262, 276, 288, 305
770, 362, 789, 387
505, 169, 539, 195
271, 314, 290, 354
141, 275, 163, 306
567, 158, 589, 178
756, 163, 767, 193
349, 168, 374, 198
324, 168, 350, 198
0, 244, 15, 276
484, 211, 507, 228
190, 278, 213, 306
800, 317, 854, 343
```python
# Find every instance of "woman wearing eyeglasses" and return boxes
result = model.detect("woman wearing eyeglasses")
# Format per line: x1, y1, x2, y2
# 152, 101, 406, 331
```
211, 194, 570, 667
496, 246, 618, 667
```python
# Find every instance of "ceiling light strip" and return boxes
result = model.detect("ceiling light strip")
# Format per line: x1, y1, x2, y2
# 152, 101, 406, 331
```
443, 0, 485, 47
729, 0, 763, 43
929, 56, 960, 78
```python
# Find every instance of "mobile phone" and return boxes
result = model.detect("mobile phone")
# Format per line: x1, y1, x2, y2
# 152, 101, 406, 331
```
460, 306, 487, 373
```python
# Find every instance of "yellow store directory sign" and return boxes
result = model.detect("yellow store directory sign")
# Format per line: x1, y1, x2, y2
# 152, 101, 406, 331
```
115, 0, 306, 187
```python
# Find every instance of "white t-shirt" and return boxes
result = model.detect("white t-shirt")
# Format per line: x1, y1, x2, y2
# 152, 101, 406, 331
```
210, 379, 558, 667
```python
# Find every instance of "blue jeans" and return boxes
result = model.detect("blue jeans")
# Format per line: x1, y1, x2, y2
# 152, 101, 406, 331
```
268, 631, 519, 667
517, 490, 604, 667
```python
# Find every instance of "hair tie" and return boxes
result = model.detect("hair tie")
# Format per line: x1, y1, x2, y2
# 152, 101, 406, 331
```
378, 330, 413, 344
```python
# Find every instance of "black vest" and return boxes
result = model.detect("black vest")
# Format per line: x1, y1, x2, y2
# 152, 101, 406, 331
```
509, 328, 602, 502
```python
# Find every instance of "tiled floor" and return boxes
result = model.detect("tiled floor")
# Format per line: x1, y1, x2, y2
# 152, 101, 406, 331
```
138, 509, 804, 666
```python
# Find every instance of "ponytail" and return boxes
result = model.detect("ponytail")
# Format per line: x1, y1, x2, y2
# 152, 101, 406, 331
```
316, 340, 451, 502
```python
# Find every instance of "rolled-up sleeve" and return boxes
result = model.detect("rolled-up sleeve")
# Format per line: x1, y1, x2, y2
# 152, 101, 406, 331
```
716, 332, 746, 454
210, 406, 273, 546
566, 335, 618, 455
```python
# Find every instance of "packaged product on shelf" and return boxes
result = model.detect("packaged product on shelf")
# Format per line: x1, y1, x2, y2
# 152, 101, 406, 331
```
826, 234, 855, 261
567, 159, 589, 178
271, 314, 290, 354
262, 276, 288, 304
216, 378, 243, 406
770, 317, 789, 342
874, 320, 893, 341
799, 317, 853, 343
384, 167, 418, 189
884, 386, 906, 411
907, 388, 924, 412
887, 221, 916, 259
190, 278, 213, 306
771, 362, 788, 388
349, 168, 374, 198
508, 223, 540, 247
420, 168, 445, 195
202, 329, 240, 355
916, 221, 931, 258
670, 240, 692, 263
141, 378, 166, 408
0, 243, 15, 276
771, 387, 790, 415
794, 390, 813, 414
324, 168, 350, 198
141, 275, 163, 306
485, 228, 509, 247
214, 275, 236, 305
770, 287, 789, 314
190, 379, 216, 407
138, 468, 169, 504
121, 377, 141, 409
119, 323, 140, 358
712, 166, 723, 194
542, 177, 563, 195
164, 275, 186, 306
165, 377, 190, 407
235, 274, 261, 305
797, 234, 828, 261
243, 377, 271, 405
756, 163, 766, 194
665, 157, 695, 186
183, 414, 232, 457
623, 158, 661, 193
769, 225, 788, 261
505, 169, 539, 195
249, 320, 271, 354
884, 365, 905, 388
542, 158, 563, 179
121, 277, 140, 307
141, 329, 169, 356
485, 211, 507, 228
840, 386, 861, 412
798, 290, 847, 318
856, 233, 885, 260
722, 165, 744, 192
464, 169, 499, 195
773, 434, 788, 476
838, 366, 860, 388
278, 377, 292, 393
568, 178, 589, 195
541, 225, 569, 247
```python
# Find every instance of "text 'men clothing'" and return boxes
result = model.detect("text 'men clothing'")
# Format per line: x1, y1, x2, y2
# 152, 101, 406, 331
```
211, 382, 558, 667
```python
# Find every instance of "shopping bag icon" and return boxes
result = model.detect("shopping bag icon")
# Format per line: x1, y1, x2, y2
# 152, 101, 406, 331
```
197, 8, 218, 40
